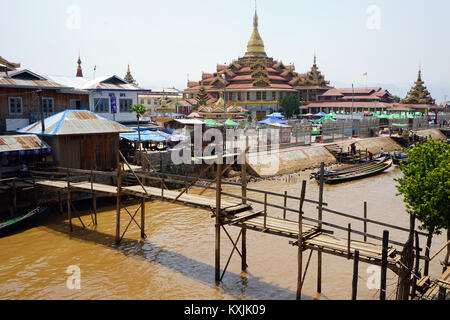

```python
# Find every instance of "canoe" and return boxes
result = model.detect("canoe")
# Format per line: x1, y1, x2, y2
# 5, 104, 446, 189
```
311, 155, 393, 184
392, 152, 408, 165
0, 206, 47, 235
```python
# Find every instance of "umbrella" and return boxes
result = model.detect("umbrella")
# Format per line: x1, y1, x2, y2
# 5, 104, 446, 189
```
224, 119, 239, 127
204, 119, 223, 127
258, 117, 287, 125
305, 113, 313, 117
313, 112, 327, 117
267, 112, 285, 119
314, 115, 336, 124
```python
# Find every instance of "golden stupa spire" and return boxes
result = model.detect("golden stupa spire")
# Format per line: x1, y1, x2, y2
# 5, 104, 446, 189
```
244, 4, 267, 58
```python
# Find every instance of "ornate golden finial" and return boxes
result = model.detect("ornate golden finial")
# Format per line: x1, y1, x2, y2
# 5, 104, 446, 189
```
244, 3, 267, 58
76, 52, 83, 77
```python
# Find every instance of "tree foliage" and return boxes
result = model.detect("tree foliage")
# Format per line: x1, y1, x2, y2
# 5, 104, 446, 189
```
395, 139, 449, 234
280, 94, 300, 118
129, 104, 147, 120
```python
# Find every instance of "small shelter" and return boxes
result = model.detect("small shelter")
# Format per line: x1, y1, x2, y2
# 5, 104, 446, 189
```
17, 110, 133, 170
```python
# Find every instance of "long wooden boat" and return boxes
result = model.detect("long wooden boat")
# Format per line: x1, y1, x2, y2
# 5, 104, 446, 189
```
0, 206, 47, 236
311, 155, 393, 184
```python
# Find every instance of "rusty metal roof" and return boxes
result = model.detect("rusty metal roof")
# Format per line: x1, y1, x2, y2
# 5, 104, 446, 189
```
0, 134, 50, 155
0, 77, 69, 89
17, 110, 135, 136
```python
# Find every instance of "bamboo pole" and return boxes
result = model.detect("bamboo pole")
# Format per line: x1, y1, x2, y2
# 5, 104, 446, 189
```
424, 232, 433, 276
241, 138, 247, 272
115, 152, 122, 244
215, 162, 222, 282
380, 230, 389, 300
296, 180, 307, 300
352, 250, 360, 300
317, 162, 324, 296
66, 169, 72, 233
263, 193, 267, 229
411, 231, 420, 299
347, 223, 352, 259
141, 197, 146, 239
363, 201, 368, 242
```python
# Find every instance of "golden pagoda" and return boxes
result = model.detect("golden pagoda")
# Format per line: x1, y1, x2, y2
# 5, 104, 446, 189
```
181, 6, 331, 118
244, 9, 267, 59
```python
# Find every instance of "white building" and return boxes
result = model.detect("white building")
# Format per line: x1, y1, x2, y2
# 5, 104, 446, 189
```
46, 75, 151, 123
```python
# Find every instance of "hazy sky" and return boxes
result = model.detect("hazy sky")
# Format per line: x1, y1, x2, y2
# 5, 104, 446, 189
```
2, 0, 450, 101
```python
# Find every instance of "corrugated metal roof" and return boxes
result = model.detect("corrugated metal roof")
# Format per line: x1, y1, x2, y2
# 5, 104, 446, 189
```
0, 134, 50, 154
46, 75, 147, 91
0, 77, 68, 89
17, 110, 135, 136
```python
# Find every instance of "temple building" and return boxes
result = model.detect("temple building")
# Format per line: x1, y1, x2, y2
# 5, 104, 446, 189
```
304, 87, 394, 114
180, 9, 331, 119
402, 69, 435, 105
124, 64, 137, 85
138, 88, 183, 118
76, 55, 83, 77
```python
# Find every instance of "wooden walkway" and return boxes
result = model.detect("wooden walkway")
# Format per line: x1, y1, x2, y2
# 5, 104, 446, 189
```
223, 211, 401, 271
420, 266, 450, 300
36, 180, 243, 210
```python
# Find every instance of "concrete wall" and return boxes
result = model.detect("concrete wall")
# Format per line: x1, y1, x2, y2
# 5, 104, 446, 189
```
246, 136, 403, 177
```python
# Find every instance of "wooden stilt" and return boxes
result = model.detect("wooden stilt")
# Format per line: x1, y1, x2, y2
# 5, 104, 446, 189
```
363, 201, 368, 242
263, 193, 267, 229
296, 180, 307, 300
411, 231, 420, 298
241, 140, 247, 272
141, 197, 146, 239
66, 169, 72, 233
424, 232, 433, 276
91, 169, 97, 225
241, 228, 247, 272
283, 191, 287, 220
380, 230, 389, 300
215, 162, 222, 282
347, 223, 352, 259
352, 250, 359, 300
115, 152, 122, 244
317, 162, 324, 296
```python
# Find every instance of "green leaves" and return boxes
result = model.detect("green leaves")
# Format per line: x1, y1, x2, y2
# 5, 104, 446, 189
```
129, 103, 147, 120
395, 139, 449, 234
280, 94, 300, 119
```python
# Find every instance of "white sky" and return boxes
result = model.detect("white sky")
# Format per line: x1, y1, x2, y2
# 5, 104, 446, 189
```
2, 0, 450, 101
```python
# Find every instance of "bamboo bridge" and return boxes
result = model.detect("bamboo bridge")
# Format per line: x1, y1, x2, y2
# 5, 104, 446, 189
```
22, 150, 440, 300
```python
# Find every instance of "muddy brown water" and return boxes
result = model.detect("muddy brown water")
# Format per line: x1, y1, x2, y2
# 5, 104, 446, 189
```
0, 167, 446, 300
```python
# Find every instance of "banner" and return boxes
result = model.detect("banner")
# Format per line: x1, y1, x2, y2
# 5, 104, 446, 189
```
110, 93, 117, 114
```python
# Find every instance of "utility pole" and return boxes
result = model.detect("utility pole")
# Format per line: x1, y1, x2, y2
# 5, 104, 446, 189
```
36, 89, 45, 133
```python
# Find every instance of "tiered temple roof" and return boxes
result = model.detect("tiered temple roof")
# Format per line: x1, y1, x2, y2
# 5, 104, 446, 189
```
402, 69, 435, 105
184, 9, 330, 98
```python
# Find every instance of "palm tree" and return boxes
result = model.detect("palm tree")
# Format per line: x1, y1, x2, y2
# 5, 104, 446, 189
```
129, 103, 147, 162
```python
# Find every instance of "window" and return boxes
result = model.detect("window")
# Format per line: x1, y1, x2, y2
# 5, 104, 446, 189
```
272, 92, 276, 101
238, 92, 242, 101
262, 91, 267, 101
247, 92, 251, 101
119, 98, 133, 112
140, 99, 145, 104
256, 92, 262, 100
70, 99, 83, 109
94, 98, 110, 113
147, 99, 151, 105
8, 97, 22, 114
42, 98, 54, 113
